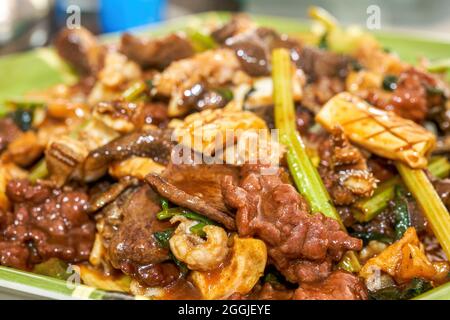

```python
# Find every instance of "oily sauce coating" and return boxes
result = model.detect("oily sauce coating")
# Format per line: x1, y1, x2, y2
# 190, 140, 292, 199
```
0, 179, 95, 270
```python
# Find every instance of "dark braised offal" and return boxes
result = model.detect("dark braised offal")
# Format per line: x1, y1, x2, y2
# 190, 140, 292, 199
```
0, 179, 95, 270
106, 185, 180, 287
120, 33, 194, 70
222, 164, 362, 284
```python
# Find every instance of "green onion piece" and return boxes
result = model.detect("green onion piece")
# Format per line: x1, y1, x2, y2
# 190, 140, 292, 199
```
29, 159, 48, 183
392, 186, 411, 240
337, 251, 361, 273
153, 228, 174, 249
273, 48, 342, 225
396, 162, 450, 259
187, 29, 217, 52
413, 282, 450, 300
426, 58, 450, 73
190, 222, 207, 237
156, 207, 215, 226
122, 82, 147, 102
353, 156, 450, 222
169, 252, 189, 276
160, 198, 169, 212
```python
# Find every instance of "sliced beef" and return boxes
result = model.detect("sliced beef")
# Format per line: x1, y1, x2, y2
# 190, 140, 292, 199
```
55, 27, 104, 75
83, 128, 173, 182
0, 180, 95, 270
162, 163, 239, 215
222, 164, 362, 283
0, 118, 21, 153
146, 174, 236, 230
318, 128, 377, 206
296, 46, 350, 82
301, 76, 346, 114
120, 33, 194, 70
367, 68, 446, 123
107, 184, 179, 287
293, 270, 368, 300
178, 83, 231, 112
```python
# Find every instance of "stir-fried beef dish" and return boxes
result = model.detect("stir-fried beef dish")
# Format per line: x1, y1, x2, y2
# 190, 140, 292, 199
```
1, 8, 449, 300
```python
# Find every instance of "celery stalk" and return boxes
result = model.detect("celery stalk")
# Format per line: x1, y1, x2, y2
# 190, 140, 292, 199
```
396, 162, 450, 259
273, 48, 341, 225
353, 156, 450, 222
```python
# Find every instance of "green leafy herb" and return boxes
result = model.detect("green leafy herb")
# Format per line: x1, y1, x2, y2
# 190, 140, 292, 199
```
169, 252, 189, 276
370, 278, 432, 300
350, 231, 393, 245
215, 88, 234, 102
153, 229, 174, 249
392, 186, 411, 240
318, 33, 329, 49
382, 75, 398, 91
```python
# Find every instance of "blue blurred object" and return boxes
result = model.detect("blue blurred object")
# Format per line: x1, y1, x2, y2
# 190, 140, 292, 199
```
99, 0, 167, 33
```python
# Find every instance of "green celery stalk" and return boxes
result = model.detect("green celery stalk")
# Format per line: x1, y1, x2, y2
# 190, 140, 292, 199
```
413, 282, 450, 300
396, 162, 450, 259
353, 156, 450, 222
272, 48, 341, 225
29, 159, 48, 182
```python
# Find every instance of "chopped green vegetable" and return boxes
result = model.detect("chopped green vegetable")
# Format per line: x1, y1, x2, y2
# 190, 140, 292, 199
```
169, 252, 189, 276
160, 198, 169, 212
156, 207, 215, 225
122, 81, 147, 102
189, 222, 207, 237
187, 29, 217, 52
414, 281, 450, 300
272, 48, 361, 272
318, 33, 328, 49
215, 87, 234, 102
426, 58, 450, 73
153, 228, 174, 249
353, 156, 450, 222
392, 186, 411, 240
370, 278, 432, 300
29, 159, 49, 182
382, 75, 398, 91
396, 162, 450, 259
349, 231, 393, 245
32, 258, 70, 280
273, 48, 342, 225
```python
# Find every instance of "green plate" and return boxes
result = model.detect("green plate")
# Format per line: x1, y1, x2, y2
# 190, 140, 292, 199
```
0, 11, 449, 300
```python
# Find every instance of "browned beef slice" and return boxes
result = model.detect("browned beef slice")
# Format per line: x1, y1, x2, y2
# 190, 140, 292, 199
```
55, 27, 104, 75
146, 174, 236, 230
120, 33, 194, 70
162, 163, 239, 215
0, 179, 95, 270
318, 128, 376, 206
293, 270, 368, 300
222, 164, 362, 283
107, 184, 179, 287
